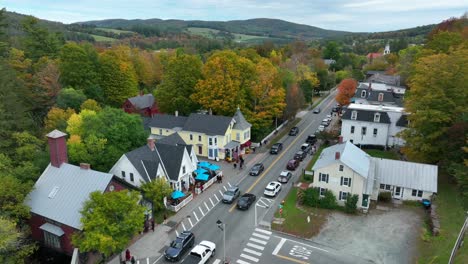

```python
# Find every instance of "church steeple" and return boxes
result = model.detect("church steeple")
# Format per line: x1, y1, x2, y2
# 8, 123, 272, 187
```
384, 43, 390, 55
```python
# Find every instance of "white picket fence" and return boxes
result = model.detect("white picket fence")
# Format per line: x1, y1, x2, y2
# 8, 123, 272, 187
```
166, 193, 194, 212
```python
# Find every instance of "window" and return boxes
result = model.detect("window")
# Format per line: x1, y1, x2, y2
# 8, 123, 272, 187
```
130, 173, 134, 182
341, 177, 352, 187
198, 135, 202, 142
209, 138, 213, 146
190, 134, 193, 141
350, 126, 355, 134
362, 127, 367, 135
44, 231, 61, 249
182, 166, 186, 174
380, 184, 392, 190
374, 113, 380, 122
318, 173, 329, 183
378, 93, 384, 102
412, 189, 423, 197
198, 146, 202, 154
121, 171, 126, 178
351, 111, 357, 120
373, 128, 378, 137
339, 191, 349, 201
319, 188, 327, 197
236, 133, 240, 141
350, 139, 353, 143
339, 165, 344, 171
361, 90, 367, 98
159, 129, 162, 135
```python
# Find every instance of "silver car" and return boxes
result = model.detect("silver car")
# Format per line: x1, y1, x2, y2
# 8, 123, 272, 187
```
222, 186, 240, 203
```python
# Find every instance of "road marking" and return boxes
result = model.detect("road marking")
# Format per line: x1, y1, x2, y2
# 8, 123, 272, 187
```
213, 259, 221, 264
272, 238, 286, 255
249, 237, 267, 245
209, 197, 215, 207
236, 259, 250, 264
181, 222, 187, 231
219, 190, 224, 196
152, 254, 163, 264
258, 199, 269, 207
252, 232, 270, 240
199, 207, 205, 216
255, 228, 272, 235
273, 235, 329, 252
243, 248, 262, 256
275, 254, 308, 264
246, 243, 265, 251
193, 211, 199, 222
228, 182, 232, 187
175, 230, 179, 237
240, 254, 259, 262
214, 194, 220, 202
204, 202, 210, 211
188, 217, 193, 228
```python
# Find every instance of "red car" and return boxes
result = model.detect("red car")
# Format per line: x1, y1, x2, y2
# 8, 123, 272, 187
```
286, 159, 299, 170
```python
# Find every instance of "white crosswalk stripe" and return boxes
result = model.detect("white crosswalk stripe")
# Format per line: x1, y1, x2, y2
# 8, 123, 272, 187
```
236, 259, 250, 264
235, 229, 271, 264
252, 232, 270, 240
249, 237, 267, 245
246, 243, 264, 251
243, 248, 262, 256
213, 259, 221, 264
240, 254, 259, 262
254, 228, 272, 235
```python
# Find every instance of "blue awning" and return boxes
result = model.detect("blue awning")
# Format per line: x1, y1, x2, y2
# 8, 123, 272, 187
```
198, 161, 211, 168
171, 190, 185, 199
194, 168, 208, 175
207, 164, 220, 171
195, 173, 209, 181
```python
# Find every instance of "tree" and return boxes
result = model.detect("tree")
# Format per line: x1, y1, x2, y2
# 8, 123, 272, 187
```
141, 178, 173, 213
344, 194, 359, 214
335, 70, 351, 84
0, 217, 37, 264
56, 87, 87, 111
397, 46, 423, 85
0, 8, 9, 57
426, 31, 463, 54
44, 107, 75, 133
323, 41, 341, 61
0, 174, 32, 222
20, 16, 63, 61
335, 78, 357, 106
80, 99, 102, 112
72, 190, 145, 260
295, 64, 319, 103
284, 83, 304, 120
154, 54, 203, 115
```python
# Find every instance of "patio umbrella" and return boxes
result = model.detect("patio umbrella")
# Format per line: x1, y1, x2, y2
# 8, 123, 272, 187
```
195, 173, 209, 181
171, 190, 185, 199
207, 164, 220, 171
198, 161, 211, 168
194, 168, 208, 175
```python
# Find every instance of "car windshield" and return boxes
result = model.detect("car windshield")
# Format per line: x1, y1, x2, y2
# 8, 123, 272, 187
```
170, 241, 183, 249
253, 165, 261, 170
225, 191, 235, 196
266, 186, 275, 191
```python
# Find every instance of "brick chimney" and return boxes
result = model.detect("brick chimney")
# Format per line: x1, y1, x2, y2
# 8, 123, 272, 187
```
338, 136, 343, 143
46, 129, 68, 168
80, 163, 91, 170
335, 152, 341, 160
147, 138, 155, 151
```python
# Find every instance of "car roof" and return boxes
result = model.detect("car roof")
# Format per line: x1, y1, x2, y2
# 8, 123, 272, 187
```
308, 134, 316, 137
253, 163, 263, 167
241, 193, 255, 197
273, 142, 282, 146
267, 181, 280, 186
288, 159, 297, 163
301, 143, 309, 146
280, 171, 290, 176
296, 150, 304, 154
226, 186, 239, 192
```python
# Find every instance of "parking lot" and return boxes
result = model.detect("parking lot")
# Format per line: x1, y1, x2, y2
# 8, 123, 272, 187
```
311, 206, 423, 264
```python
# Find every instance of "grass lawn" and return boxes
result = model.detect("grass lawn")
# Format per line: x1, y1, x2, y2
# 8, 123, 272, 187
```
364, 149, 399, 160
300, 145, 325, 182
418, 180, 468, 263
96, 27, 134, 34
187, 27, 269, 43
271, 188, 329, 238
90, 34, 117, 42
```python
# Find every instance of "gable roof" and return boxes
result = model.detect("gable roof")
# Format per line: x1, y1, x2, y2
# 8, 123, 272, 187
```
128, 94, 155, 109
183, 113, 233, 135
374, 158, 438, 192
342, 109, 391, 124
396, 115, 409, 127
233, 108, 251, 130
367, 52, 383, 59
26, 163, 114, 230
156, 144, 187, 181
313, 141, 370, 178
366, 73, 401, 86
157, 132, 186, 146
147, 114, 188, 130
125, 145, 162, 182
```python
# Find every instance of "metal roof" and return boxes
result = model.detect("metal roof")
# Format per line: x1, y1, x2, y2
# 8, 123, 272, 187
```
127, 94, 155, 109
374, 158, 438, 192
155, 144, 187, 181
342, 109, 391, 124
183, 113, 233, 135
147, 114, 188, 129
233, 108, 251, 130
46, 129, 67, 138
26, 163, 113, 230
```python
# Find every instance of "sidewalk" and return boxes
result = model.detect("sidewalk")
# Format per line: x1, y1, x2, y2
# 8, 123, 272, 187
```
107, 148, 268, 264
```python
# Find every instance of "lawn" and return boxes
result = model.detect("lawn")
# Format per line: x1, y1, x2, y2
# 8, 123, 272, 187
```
187, 27, 269, 43
271, 188, 329, 238
90, 34, 117, 42
300, 145, 325, 182
364, 149, 399, 160
418, 180, 468, 264
96, 27, 135, 34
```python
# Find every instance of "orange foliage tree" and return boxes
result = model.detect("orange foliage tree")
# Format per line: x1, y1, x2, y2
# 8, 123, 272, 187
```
335, 78, 357, 106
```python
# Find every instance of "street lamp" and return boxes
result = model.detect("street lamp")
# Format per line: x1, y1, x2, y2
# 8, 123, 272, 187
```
216, 219, 226, 264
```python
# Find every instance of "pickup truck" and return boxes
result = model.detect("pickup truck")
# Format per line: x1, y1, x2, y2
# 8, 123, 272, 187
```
181, 240, 216, 264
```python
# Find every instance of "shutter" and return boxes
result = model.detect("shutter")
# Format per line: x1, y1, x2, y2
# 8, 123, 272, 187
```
339, 191, 342, 200
340, 177, 343, 186
348, 178, 352, 187
326, 174, 329, 183
319, 173, 322, 182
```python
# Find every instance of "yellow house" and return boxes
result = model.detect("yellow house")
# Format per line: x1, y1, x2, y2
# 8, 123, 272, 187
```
148, 108, 251, 160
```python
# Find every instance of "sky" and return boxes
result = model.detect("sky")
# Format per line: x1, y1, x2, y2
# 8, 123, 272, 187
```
2, 0, 467, 32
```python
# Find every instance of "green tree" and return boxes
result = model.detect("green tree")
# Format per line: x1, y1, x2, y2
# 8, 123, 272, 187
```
141, 178, 173, 213
72, 191, 145, 260
20, 16, 63, 61
344, 194, 359, 214
295, 64, 319, 103
56, 87, 87, 111
0, 173, 32, 222
335, 70, 351, 84
44, 107, 75, 133
154, 54, 202, 115
426, 31, 463, 54
0, 8, 9, 57
0, 217, 38, 264
397, 46, 423, 85
323, 41, 341, 61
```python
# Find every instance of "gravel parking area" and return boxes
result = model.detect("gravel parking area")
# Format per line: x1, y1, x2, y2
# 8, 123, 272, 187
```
312, 207, 423, 264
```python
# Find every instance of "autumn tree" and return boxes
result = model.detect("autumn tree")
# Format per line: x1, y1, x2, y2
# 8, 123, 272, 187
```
141, 178, 173, 213
80, 99, 102, 112
295, 64, 320, 103
155, 53, 203, 115
335, 78, 357, 106
284, 83, 304, 120
44, 107, 75, 134
131, 48, 161, 89
72, 190, 145, 260
426, 31, 463, 54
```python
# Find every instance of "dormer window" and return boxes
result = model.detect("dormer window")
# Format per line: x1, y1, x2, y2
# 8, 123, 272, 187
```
361, 90, 367, 98
351, 111, 357, 120
378, 93, 384, 102
374, 113, 380, 122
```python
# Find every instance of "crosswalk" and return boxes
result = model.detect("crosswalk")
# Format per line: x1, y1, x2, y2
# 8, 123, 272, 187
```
236, 228, 272, 264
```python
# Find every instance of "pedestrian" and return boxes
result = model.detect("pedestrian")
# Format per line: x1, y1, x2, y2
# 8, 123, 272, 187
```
125, 249, 131, 262
131, 256, 136, 264
163, 214, 167, 224
233, 162, 237, 169
200, 184, 204, 193
151, 219, 155, 232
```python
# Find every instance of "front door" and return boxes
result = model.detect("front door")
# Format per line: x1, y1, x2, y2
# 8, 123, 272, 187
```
208, 149, 214, 159
393, 186, 403, 199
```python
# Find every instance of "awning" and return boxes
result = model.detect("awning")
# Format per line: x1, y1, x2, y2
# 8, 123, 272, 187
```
198, 161, 211, 168
171, 190, 185, 199
194, 168, 208, 175
207, 164, 220, 171
224, 140, 241, 149
195, 173, 209, 181
40, 223, 65, 236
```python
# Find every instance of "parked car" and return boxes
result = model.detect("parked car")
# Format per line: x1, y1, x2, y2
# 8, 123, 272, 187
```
332, 107, 339, 112
321, 121, 329, 127
278, 170, 292, 183
181, 240, 216, 264
249, 163, 265, 176
326, 114, 332, 119
289, 127, 299, 136
294, 150, 307, 161
301, 143, 312, 153
264, 181, 282, 197
306, 134, 317, 144
222, 186, 240, 203
237, 193, 257, 210
164, 231, 195, 261
318, 125, 325, 131
270, 143, 283, 154
313, 108, 321, 114
286, 159, 300, 170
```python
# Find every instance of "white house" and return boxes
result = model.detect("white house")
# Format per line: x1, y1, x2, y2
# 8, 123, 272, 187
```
341, 103, 408, 147
312, 141, 438, 210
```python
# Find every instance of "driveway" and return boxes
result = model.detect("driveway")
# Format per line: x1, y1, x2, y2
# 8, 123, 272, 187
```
311, 206, 423, 264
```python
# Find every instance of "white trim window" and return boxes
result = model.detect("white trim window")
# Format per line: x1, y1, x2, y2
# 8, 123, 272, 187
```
339, 191, 349, 201
340, 177, 352, 187
190, 134, 193, 141
351, 111, 357, 120
412, 189, 423, 197
236, 133, 240, 141
159, 129, 162, 135
374, 113, 380, 122
362, 127, 367, 135
130, 173, 134, 182
339, 165, 344, 171
198, 135, 202, 142
380, 184, 391, 191
319, 187, 327, 197
350, 126, 355, 134
318, 173, 329, 183
373, 128, 378, 137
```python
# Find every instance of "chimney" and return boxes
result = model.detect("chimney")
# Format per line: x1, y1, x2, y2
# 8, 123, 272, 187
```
335, 152, 341, 160
147, 138, 155, 151
338, 136, 343, 143
175, 110, 178, 117
80, 163, 91, 170
46, 129, 68, 168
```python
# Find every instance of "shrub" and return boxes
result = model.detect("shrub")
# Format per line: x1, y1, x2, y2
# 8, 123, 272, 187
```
378, 191, 392, 202
345, 194, 359, 214
303, 187, 320, 207
297, 189, 305, 205
319, 190, 338, 209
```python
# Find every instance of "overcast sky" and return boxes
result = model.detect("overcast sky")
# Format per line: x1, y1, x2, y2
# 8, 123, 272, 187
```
2, 0, 467, 32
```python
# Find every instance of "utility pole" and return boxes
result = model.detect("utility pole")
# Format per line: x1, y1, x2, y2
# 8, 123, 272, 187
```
449, 212, 468, 264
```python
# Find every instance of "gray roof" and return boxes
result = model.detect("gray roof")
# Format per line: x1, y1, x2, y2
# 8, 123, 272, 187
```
156, 144, 186, 181
342, 109, 391, 124
128, 94, 155, 109
183, 113, 233, 135
26, 163, 113, 230
366, 71, 386, 76
156, 132, 186, 146
147, 114, 188, 129
46, 129, 67, 139
233, 108, 251, 130
374, 158, 438, 192
366, 74, 401, 86
324, 59, 336, 65
313, 141, 370, 178
125, 145, 162, 182
396, 115, 409, 127
355, 85, 403, 106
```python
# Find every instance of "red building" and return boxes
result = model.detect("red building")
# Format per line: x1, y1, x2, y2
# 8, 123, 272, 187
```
122, 93, 159, 117
26, 130, 134, 255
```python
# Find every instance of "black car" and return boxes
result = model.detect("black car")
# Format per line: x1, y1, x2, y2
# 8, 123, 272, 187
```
164, 231, 195, 261
237, 193, 257, 210
306, 135, 317, 144
313, 108, 321, 114
294, 151, 307, 161
270, 143, 283, 154
249, 163, 265, 176
289, 127, 299, 136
